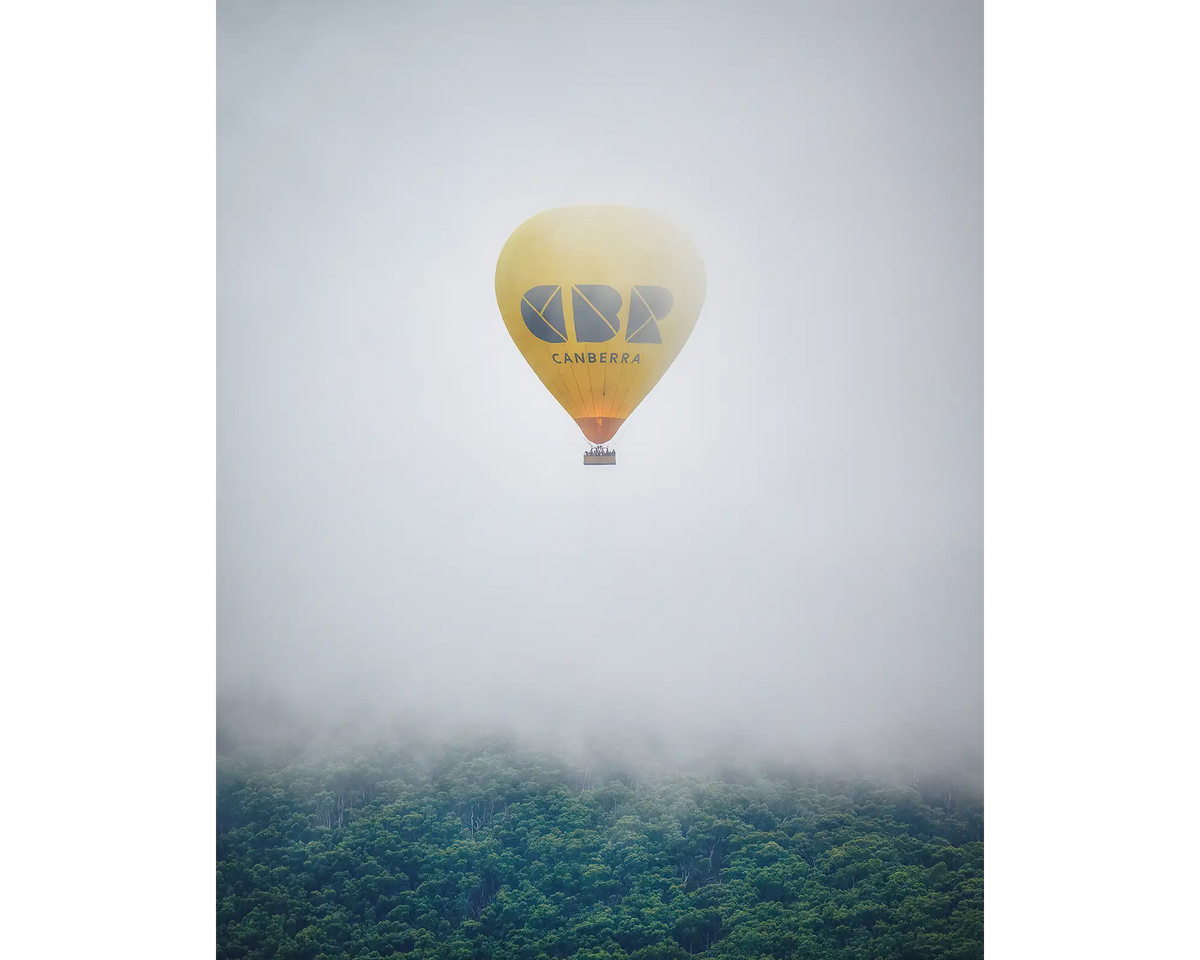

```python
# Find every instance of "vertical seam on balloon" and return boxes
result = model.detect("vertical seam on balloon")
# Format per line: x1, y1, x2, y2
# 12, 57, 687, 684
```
584, 358, 601, 420
548, 341, 587, 414
550, 355, 583, 414
611, 352, 645, 419
605, 350, 630, 418
601, 344, 613, 415
608, 365, 629, 420
564, 348, 594, 418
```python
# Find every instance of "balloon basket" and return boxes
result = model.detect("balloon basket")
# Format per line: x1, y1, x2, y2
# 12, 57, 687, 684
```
583, 447, 616, 465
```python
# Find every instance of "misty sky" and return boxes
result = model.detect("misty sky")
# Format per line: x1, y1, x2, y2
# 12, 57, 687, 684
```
217, 0, 982, 765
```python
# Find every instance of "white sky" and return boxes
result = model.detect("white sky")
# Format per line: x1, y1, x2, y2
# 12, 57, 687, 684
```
217, 0, 982, 766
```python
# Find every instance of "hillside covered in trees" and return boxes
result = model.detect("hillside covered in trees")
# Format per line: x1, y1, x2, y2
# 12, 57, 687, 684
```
217, 737, 982, 959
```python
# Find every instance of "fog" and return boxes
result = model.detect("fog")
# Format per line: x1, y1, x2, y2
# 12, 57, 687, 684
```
217, 1, 981, 773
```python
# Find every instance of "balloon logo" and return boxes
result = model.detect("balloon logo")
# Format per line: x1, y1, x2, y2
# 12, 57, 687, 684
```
495, 206, 706, 447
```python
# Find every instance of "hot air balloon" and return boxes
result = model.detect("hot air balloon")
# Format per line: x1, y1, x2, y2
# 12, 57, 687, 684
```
495, 206, 706, 464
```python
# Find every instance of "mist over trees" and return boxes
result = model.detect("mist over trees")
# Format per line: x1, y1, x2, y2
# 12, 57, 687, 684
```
218, 734, 982, 960
217, 0, 983, 955
217, 690, 982, 958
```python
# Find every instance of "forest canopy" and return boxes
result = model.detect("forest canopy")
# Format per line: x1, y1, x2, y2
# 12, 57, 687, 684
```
217, 736, 983, 959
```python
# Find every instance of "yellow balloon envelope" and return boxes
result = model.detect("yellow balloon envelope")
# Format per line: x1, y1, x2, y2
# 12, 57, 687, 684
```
495, 206, 706, 445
